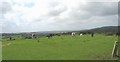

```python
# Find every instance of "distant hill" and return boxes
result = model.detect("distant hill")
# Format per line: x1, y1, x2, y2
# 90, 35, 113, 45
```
79, 26, 119, 34
1, 26, 119, 34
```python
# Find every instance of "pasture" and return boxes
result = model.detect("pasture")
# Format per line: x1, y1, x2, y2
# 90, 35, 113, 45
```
2, 34, 118, 60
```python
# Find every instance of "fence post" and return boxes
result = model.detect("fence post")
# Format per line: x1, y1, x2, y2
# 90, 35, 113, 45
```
112, 41, 118, 58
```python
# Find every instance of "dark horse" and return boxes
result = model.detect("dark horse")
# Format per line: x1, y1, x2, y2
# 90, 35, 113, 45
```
91, 32, 94, 37
46, 34, 53, 38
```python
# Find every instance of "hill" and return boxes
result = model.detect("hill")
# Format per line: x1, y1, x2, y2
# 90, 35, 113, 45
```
1, 26, 119, 38
78, 26, 119, 34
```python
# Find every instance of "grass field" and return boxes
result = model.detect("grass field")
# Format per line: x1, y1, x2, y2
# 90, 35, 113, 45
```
2, 34, 118, 60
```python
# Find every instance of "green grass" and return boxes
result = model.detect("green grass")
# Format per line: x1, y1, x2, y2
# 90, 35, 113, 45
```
2, 34, 118, 60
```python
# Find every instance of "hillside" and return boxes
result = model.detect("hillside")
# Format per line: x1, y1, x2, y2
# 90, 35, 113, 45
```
79, 26, 119, 34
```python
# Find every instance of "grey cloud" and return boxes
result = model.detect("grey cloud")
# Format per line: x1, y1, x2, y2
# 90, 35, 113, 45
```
81, 2, 118, 16
48, 2, 118, 31
2, 2, 118, 33
52, 2, 118, 25
2, 21, 20, 33
51, 15, 117, 31
35, 2, 118, 24
48, 3, 68, 16
48, 9, 66, 16
68, 10, 91, 20
48, 1, 60, 8
0, 2, 12, 14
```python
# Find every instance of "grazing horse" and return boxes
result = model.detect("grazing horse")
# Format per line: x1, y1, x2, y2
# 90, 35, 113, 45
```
80, 33, 83, 36
71, 32, 76, 36
46, 34, 53, 38
9, 37, 12, 40
91, 33, 94, 37
116, 32, 120, 36
32, 34, 36, 38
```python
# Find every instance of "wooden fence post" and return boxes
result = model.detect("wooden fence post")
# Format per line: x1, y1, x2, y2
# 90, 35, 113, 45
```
112, 41, 118, 58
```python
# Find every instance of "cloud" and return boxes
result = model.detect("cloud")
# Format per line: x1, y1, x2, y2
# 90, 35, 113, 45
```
49, 2, 118, 24
45, 2, 118, 30
2, 21, 20, 33
1, 0, 118, 33
47, 4, 67, 16
81, 2, 118, 16
0, 2, 12, 14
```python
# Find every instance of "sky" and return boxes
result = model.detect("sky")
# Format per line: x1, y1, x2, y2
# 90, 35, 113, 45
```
0, 0, 119, 33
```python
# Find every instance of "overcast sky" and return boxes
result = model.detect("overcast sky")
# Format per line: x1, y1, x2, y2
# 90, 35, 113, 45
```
0, 0, 119, 33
